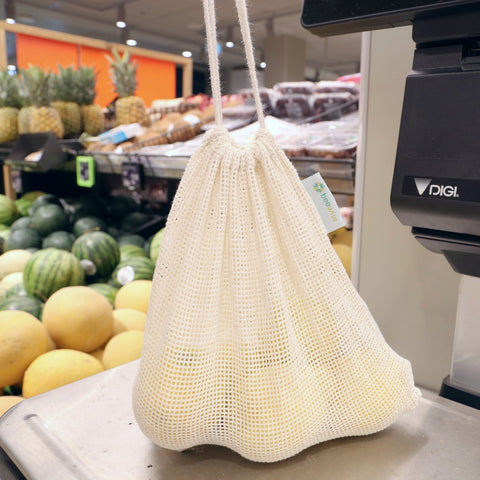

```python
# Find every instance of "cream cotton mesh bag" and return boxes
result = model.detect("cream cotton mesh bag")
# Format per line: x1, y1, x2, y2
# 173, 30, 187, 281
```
133, 0, 420, 463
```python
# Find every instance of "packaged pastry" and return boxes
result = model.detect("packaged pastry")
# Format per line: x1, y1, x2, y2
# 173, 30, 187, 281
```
273, 94, 311, 119
273, 81, 315, 95
315, 81, 359, 96
222, 105, 257, 120
310, 92, 357, 118
238, 87, 274, 111
305, 133, 357, 159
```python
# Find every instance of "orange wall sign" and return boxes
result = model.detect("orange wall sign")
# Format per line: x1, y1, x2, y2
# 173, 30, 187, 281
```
16, 34, 176, 108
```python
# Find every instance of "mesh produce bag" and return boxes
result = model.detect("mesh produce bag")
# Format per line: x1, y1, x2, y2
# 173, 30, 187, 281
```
133, 0, 420, 463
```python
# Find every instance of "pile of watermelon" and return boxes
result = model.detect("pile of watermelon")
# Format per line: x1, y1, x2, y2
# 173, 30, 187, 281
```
0, 191, 165, 318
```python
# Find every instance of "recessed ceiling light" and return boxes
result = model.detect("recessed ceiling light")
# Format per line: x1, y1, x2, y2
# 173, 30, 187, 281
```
182, 51, 193, 58
226, 41, 234, 48
260, 61, 267, 69
126, 39, 137, 46
116, 20, 126, 28
6, 17, 15, 24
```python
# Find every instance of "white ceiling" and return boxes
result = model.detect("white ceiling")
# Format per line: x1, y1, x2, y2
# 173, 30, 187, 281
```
6, 0, 362, 77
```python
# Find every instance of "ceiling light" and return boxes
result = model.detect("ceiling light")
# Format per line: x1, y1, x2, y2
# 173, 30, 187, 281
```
116, 4, 126, 29
225, 26, 234, 48
126, 38, 137, 46
182, 51, 193, 58
260, 61, 267, 69
5, 0, 16, 24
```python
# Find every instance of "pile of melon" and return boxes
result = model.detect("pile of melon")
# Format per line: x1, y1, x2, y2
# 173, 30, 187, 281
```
0, 190, 166, 415
0, 280, 153, 415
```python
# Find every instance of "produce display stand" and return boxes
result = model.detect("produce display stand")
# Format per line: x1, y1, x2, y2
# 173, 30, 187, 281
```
1, 360, 480, 480
0, 19, 194, 200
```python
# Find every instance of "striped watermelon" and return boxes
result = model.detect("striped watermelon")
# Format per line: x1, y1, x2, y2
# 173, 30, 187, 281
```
32, 204, 69, 236
0, 294, 44, 319
5, 228, 42, 251
14, 198, 33, 217
88, 283, 119, 307
73, 216, 108, 237
119, 244, 148, 262
42, 231, 76, 251
72, 231, 120, 279
10, 217, 36, 232
149, 228, 165, 263
118, 234, 145, 248
23, 248, 85, 301
0, 195, 20, 226
111, 256, 155, 287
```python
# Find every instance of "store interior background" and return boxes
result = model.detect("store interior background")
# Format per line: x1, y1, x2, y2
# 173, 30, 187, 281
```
1, 0, 461, 394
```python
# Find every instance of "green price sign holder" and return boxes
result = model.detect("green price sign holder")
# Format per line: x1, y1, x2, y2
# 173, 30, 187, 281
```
76, 155, 96, 188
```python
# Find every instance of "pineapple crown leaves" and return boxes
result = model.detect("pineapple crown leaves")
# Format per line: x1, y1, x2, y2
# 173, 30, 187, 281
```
0, 70, 22, 109
18, 65, 54, 107
75, 66, 98, 106
52, 65, 80, 103
105, 49, 138, 98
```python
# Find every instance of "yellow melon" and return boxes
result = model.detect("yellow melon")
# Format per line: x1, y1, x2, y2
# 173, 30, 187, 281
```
22, 349, 105, 398
0, 396, 23, 416
332, 243, 352, 277
42, 286, 114, 352
0, 250, 32, 280
0, 310, 50, 388
114, 280, 152, 313
102, 330, 144, 369
112, 308, 147, 335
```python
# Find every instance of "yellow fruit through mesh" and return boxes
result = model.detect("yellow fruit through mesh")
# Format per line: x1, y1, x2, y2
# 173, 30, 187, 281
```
133, 127, 420, 463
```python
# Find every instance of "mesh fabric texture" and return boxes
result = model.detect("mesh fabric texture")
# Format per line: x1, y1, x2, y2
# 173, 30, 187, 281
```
133, 127, 420, 462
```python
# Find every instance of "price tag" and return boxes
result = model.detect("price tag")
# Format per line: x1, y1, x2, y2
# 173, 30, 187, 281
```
76, 155, 96, 188
10, 169, 23, 193
122, 162, 145, 191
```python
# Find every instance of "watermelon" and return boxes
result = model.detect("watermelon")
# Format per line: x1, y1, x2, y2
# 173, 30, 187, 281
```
111, 256, 155, 287
4, 282, 28, 299
14, 198, 33, 217
71, 195, 108, 222
88, 283, 119, 307
5, 228, 42, 251
119, 244, 148, 262
20, 191, 45, 202
144, 234, 154, 256
149, 228, 165, 263
0, 294, 43, 319
0, 195, 20, 226
29, 194, 62, 216
42, 231, 76, 251
23, 248, 85, 300
118, 234, 145, 248
0, 230, 9, 254
120, 212, 151, 232
10, 217, 35, 232
107, 226, 124, 239
73, 216, 108, 237
32, 204, 69, 236
107, 195, 138, 220
72, 231, 120, 279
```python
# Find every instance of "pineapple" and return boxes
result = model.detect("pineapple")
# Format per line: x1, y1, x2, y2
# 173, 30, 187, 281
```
75, 67, 104, 136
0, 70, 22, 144
106, 49, 150, 127
51, 66, 82, 137
20, 66, 64, 139
16, 73, 34, 134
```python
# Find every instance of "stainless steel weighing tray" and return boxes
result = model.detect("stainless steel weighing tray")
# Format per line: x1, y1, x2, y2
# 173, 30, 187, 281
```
1, 359, 479, 480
